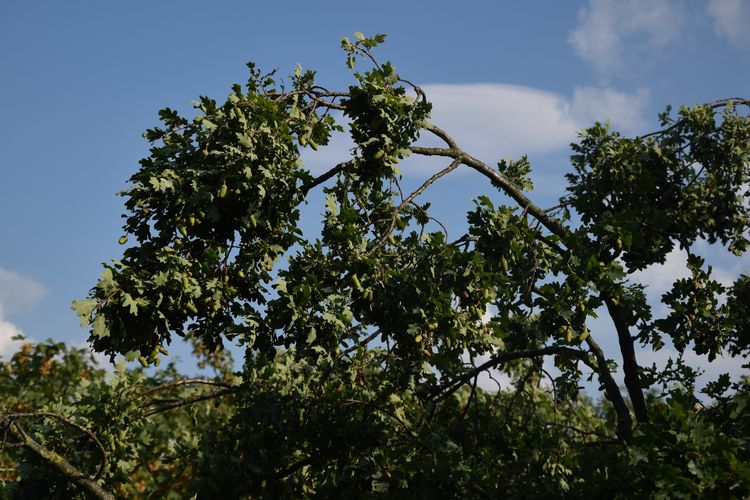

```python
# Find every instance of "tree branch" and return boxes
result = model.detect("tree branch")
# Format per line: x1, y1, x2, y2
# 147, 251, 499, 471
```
137, 378, 235, 398
605, 297, 649, 424
6, 420, 114, 500
584, 335, 633, 443
142, 387, 236, 417
410, 144, 569, 241
2, 412, 108, 481
300, 161, 352, 195
365, 156, 463, 257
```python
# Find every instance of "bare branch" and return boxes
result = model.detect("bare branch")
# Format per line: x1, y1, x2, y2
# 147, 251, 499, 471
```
422, 122, 458, 149
365, 157, 463, 257
340, 330, 381, 357
137, 378, 235, 398
142, 387, 235, 417
301, 161, 352, 195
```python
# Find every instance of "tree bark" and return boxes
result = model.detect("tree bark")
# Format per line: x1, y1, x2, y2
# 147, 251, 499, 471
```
585, 336, 634, 443
605, 297, 649, 424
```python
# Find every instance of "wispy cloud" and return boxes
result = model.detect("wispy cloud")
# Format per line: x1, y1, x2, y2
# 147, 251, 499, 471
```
0, 267, 47, 315
0, 267, 46, 358
568, 0, 685, 77
707, 0, 750, 49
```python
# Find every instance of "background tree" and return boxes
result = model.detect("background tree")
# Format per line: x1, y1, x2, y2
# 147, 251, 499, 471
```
3, 34, 750, 498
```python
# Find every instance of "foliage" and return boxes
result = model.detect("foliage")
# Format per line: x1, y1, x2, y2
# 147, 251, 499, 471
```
3, 34, 750, 498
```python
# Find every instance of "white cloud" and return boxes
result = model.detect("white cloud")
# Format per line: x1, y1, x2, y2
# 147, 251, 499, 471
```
571, 87, 649, 132
630, 248, 693, 298
569, 0, 685, 76
0, 267, 46, 358
420, 84, 579, 160
422, 84, 648, 157
0, 314, 26, 358
707, 0, 750, 49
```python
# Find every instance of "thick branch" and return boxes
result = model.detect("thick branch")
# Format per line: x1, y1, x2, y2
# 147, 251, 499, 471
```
7, 421, 114, 500
605, 297, 649, 424
584, 336, 633, 443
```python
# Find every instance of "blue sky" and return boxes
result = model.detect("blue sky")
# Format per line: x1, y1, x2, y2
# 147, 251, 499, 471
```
1, 1, 748, 387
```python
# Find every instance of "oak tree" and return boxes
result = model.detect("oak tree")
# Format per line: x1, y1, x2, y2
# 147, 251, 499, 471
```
3, 34, 750, 498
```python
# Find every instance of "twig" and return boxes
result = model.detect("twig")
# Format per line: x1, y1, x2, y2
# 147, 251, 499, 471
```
364, 157, 462, 257
301, 161, 352, 195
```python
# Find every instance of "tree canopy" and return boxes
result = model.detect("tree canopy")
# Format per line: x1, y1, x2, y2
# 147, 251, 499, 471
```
2, 34, 750, 498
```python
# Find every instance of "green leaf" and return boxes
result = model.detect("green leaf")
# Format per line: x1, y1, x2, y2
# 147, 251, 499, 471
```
91, 314, 110, 339
237, 132, 253, 148
306, 327, 317, 344
325, 194, 337, 216
97, 267, 117, 294
121, 293, 139, 315
71, 299, 96, 326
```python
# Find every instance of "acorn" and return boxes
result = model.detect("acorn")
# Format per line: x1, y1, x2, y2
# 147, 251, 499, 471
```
578, 327, 590, 342
352, 274, 363, 291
